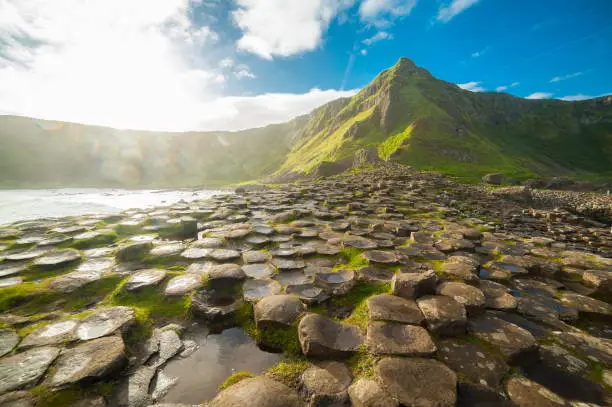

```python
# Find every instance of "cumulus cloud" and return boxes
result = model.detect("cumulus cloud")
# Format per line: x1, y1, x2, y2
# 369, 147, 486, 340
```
362, 31, 393, 45
558, 94, 591, 101
458, 81, 485, 92
526, 92, 553, 100
233, 0, 356, 59
495, 82, 519, 92
437, 0, 480, 23
359, 0, 417, 24
234, 66, 256, 79
550, 71, 584, 83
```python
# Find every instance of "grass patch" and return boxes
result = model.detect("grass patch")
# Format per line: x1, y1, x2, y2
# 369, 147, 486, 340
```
341, 283, 391, 332
237, 303, 302, 356
378, 124, 414, 161
347, 345, 376, 379
30, 381, 115, 407
265, 359, 310, 388
336, 248, 369, 271
218, 371, 254, 391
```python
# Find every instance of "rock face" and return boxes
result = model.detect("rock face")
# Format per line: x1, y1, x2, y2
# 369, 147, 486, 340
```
19, 320, 78, 348
298, 313, 364, 359
468, 315, 537, 363
348, 378, 398, 407
367, 294, 424, 325
392, 270, 437, 299
254, 295, 306, 329
417, 295, 467, 336
191, 288, 243, 324
47, 336, 126, 387
366, 322, 436, 356
208, 376, 300, 407
0, 346, 60, 394
76, 306, 135, 341
0, 329, 19, 357
300, 361, 352, 406
375, 357, 457, 407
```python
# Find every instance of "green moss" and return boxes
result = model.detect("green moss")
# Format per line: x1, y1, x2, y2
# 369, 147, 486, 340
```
336, 248, 369, 270
378, 123, 414, 161
265, 359, 310, 388
340, 283, 391, 332
347, 345, 376, 379
72, 230, 118, 249
237, 303, 302, 356
218, 371, 254, 391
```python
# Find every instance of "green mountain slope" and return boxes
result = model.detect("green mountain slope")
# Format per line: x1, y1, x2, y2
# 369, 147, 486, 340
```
275, 58, 612, 180
0, 57, 611, 187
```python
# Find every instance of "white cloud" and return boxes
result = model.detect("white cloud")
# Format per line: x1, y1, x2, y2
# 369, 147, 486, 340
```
495, 82, 519, 92
214, 74, 226, 84
558, 94, 591, 101
526, 92, 553, 100
437, 0, 480, 23
362, 31, 393, 45
360, 49, 368, 56
359, 0, 417, 24
233, 0, 356, 59
550, 71, 584, 83
458, 81, 485, 92
234, 67, 256, 79
219, 58, 234, 69
471, 46, 489, 58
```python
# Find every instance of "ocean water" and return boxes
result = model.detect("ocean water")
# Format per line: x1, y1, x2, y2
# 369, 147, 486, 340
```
0, 188, 229, 225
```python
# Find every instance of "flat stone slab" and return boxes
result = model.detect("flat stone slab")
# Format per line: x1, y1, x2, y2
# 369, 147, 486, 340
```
191, 288, 243, 323
348, 378, 398, 407
243, 279, 282, 302
33, 249, 81, 269
125, 269, 167, 291
314, 270, 355, 295
149, 243, 187, 259
243, 251, 270, 264
468, 315, 537, 363
0, 346, 60, 394
437, 339, 509, 388
375, 357, 457, 407
180, 248, 213, 260
436, 281, 485, 315
367, 294, 424, 325
0, 277, 22, 288
19, 320, 78, 349
417, 295, 467, 336
242, 263, 275, 279
552, 331, 612, 365
505, 376, 568, 407
47, 336, 126, 387
0, 263, 27, 279
254, 295, 306, 329
356, 267, 394, 284
517, 295, 578, 321
208, 264, 246, 284
539, 344, 590, 376
208, 376, 300, 407
164, 274, 202, 297
114, 365, 156, 407
392, 270, 437, 299
441, 259, 479, 283
300, 361, 352, 406
298, 313, 364, 358
49, 269, 103, 293
76, 306, 135, 341
363, 250, 400, 264
0, 329, 19, 357
367, 322, 436, 356
192, 238, 224, 248
271, 258, 306, 270
479, 280, 517, 311
285, 284, 330, 304
5, 248, 51, 262
560, 292, 612, 317
75, 257, 115, 273
116, 242, 153, 262
209, 249, 241, 261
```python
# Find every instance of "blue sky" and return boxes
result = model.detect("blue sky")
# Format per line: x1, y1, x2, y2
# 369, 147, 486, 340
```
0, 0, 611, 131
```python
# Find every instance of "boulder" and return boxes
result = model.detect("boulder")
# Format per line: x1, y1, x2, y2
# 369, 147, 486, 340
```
125, 269, 167, 292
19, 320, 78, 348
191, 288, 243, 324
243, 279, 282, 302
47, 336, 126, 387
0, 391, 35, 407
207, 264, 246, 286
299, 361, 351, 406
164, 274, 202, 297
436, 281, 485, 315
468, 315, 537, 364
76, 306, 135, 341
391, 270, 437, 299
0, 347, 60, 394
114, 365, 156, 407
366, 322, 435, 356
374, 357, 457, 407
348, 378, 398, 407
116, 242, 152, 262
0, 329, 19, 357
208, 376, 300, 407
505, 376, 568, 407
417, 295, 467, 336
482, 173, 503, 185
479, 280, 518, 311
356, 267, 395, 284
367, 294, 424, 325
298, 314, 364, 359
552, 331, 612, 365
559, 292, 612, 317
314, 270, 355, 295
254, 295, 306, 329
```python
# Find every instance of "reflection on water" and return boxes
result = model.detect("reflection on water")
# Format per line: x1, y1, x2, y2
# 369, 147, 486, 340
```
160, 325, 281, 404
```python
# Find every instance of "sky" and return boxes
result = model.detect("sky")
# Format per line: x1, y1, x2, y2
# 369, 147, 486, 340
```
0, 0, 611, 131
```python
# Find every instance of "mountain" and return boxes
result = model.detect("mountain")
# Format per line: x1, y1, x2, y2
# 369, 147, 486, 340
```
1, 57, 611, 187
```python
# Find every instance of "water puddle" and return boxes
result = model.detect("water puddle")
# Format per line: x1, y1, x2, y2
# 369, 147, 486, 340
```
159, 325, 281, 404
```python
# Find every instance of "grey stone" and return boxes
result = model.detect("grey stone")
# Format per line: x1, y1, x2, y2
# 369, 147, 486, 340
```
505, 376, 568, 407
0, 347, 60, 394
116, 242, 153, 262
391, 270, 437, 299
191, 288, 243, 324
417, 295, 467, 336
367, 294, 424, 325
180, 248, 213, 260
374, 357, 457, 407
0, 391, 35, 407
33, 249, 81, 269
208, 264, 246, 284
0, 263, 27, 279
208, 376, 300, 407
314, 270, 355, 295
436, 281, 485, 315
479, 280, 518, 311
49, 269, 103, 293
367, 322, 436, 356
272, 258, 306, 270
468, 315, 537, 363
115, 365, 156, 407
300, 361, 351, 406
298, 313, 364, 359
0, 329, 19, 357
19, 320, 78, 348
125, 269, 167, 291
348, 378, 398, 407
76, 306, 135, 341
148, 243, 186, 259
560, 293, 612, 317
0, 277, 22, 288
47, 336, 126, 387
242, 263, 275, 279
243, 251, 270, 264
148, 330, 182, 368
254, 295, 306, 329
356, 267, 395, 284
539, 344, 590, 376
150, 371, 179, 402
243, 279, 282, 302
552, 331, 612, 365
363, 251, 400, 265
209, 249, 241, 261
164, 274, 202, 297
286, 284, 330, 304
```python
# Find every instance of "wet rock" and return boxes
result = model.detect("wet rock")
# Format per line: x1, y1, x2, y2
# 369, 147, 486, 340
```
436, 339, 509, 388
191, 288, 243, 324
367, 294, 424, 325
116, 242, 152, 262
254, 295, 306, 329
479, 280, 518, 311
355, 267, 394, 284
391, 270, 437, 299
209, 249, 241, 262
19, 320, 78, 348
0, 329, 19, 357
286, 284, 330, 304
559, 292, 612, 317
243, 279, 282, 302
243, 263, 276, 279
417, 295, 467, 336
33, 249, 81, 269
125, 269, 167, 292
468, 315, 537, 364
374, 357, 457, 407
164, 274, 202, 297
298, 313, 364, 359
314, 270, 355, 295
300, 361, 351, 406
552, 331, 612, 365
505, 376, 568, 407
272, 258, 306, 270
436, 281, 485, 315
148, 329, 182, 368
48, 336, 126, 387
0, 347, 60, 394
77, 306, 135, 341
348, 378, 398, 407
367, 322, 435, 356
115, 365, 156, 407
208, 376, 300, 407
